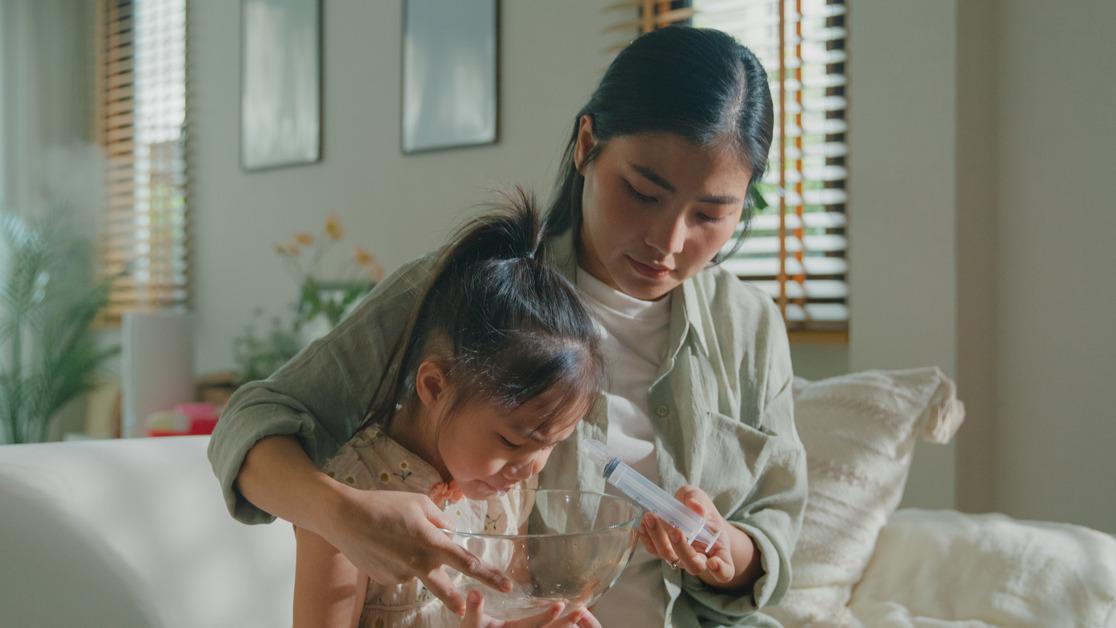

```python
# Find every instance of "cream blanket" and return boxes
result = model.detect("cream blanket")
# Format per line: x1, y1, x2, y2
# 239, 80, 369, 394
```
845, 509, 1116, 627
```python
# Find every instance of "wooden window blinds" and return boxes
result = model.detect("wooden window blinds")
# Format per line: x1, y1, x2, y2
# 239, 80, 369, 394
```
94, 0, 189, 319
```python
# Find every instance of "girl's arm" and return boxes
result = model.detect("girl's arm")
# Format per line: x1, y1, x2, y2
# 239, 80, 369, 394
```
293, 526, 367, 628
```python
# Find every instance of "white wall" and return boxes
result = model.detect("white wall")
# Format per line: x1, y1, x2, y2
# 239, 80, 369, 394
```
991, 0, 1116, 533
189, 0, 615, 373
847, 0, 960, 510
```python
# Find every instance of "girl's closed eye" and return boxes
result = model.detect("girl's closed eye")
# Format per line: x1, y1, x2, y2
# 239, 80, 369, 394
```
498, 434, 523, 449
696, 212, 724, 224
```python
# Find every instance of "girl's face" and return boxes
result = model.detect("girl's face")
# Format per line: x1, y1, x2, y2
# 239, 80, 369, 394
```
437, 392, 583, 500
574, 117, 752, 301
410, 360, 586, 499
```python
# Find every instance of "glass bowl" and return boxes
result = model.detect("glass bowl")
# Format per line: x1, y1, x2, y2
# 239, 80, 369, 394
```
442, 488, 640, 620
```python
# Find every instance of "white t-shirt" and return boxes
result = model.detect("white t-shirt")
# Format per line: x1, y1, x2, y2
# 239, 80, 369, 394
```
576, 268, 671, 627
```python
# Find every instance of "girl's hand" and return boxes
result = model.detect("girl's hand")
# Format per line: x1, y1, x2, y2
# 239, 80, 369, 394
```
637, 485, 736, 586
461, 590, 601, 628
325, 487, 513, 616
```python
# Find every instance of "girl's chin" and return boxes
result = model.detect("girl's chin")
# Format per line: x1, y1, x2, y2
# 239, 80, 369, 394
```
457, 480, 500, 499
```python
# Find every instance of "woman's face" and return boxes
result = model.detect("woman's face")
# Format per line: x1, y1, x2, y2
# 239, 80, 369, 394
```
575, 117, 752, 301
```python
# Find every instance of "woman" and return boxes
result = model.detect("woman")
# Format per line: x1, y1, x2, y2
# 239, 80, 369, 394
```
209, 26, 806, 627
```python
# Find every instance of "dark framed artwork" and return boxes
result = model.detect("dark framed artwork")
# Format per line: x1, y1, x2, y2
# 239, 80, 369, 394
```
241, 0, 322, 171
401, 0, 498, 154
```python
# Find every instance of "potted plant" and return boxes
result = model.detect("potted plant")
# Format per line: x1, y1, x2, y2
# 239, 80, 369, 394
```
0, 213, 118, 444
232, 215, 383, 384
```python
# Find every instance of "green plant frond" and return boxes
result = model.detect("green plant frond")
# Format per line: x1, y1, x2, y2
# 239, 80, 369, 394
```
0, 211, 115, 443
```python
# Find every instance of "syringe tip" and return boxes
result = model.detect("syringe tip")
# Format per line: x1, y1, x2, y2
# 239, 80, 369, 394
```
582, 439, 612, 468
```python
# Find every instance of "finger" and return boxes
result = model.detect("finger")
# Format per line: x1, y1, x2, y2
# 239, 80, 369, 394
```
462, 589, 488, 628
432, 536, 514, 592
638, 517, 660, 556
423, 499, 453, 529
572, 609, 603, 628
640, 516, 666, 557
668, 525, 709, 575
504, 602, 563, 628
550, 607, 601, 628
647, 516, 680, 565
675, 486, 706, 513
707, 555, 734, 583
421, 566, 466, 616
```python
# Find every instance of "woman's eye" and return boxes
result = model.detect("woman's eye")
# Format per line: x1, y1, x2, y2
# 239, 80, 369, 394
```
697, 212, 723, 224
499, 435, 522, 449
624, 180, 658, 204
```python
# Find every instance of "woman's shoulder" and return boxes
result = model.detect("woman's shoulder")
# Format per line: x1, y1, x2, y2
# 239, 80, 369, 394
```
689, 264, 785, 334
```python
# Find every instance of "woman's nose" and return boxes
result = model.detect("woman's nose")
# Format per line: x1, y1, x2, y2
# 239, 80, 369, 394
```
645, 212, 686, 256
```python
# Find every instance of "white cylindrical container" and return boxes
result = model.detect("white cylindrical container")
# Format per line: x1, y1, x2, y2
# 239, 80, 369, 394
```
121, 310, 195, 437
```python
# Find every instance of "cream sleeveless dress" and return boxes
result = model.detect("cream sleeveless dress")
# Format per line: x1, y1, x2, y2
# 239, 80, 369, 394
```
322, 424, 533, 628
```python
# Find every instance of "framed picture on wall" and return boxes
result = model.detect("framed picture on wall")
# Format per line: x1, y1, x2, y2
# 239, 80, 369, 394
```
241, 0, 322, 171
401, 0, 498, 154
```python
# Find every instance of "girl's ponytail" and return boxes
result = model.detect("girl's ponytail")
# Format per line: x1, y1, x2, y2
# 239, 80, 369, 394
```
366, 188, 602, 429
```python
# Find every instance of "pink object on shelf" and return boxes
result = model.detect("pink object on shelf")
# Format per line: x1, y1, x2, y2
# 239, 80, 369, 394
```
174, 402, 220, 436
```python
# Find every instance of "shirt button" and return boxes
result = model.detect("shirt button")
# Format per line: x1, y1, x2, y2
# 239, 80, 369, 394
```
655, 405, 670, 417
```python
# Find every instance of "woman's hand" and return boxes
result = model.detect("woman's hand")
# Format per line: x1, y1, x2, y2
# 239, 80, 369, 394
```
323, 486, 513, 616
461, 590, 601, 628
638, 485, 737, 586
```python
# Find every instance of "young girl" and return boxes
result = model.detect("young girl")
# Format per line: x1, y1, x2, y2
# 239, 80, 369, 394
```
292, 196, 605, 628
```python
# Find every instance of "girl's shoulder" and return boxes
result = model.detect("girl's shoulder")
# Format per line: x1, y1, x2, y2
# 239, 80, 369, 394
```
323, 424, 443, 494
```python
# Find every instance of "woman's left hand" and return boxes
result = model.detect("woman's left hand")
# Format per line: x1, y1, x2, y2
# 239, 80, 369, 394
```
637, 485, 736, 586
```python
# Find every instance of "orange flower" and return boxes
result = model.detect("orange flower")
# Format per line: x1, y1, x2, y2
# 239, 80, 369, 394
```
324, 215, 343, 240
355, 246, 385, 282
369, 261, 385, 282
295, 232, 314, 246
428, 480, 464, 505
354, 246, 374, 266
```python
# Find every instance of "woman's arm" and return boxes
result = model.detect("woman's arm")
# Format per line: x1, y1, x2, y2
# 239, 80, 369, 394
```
237, 435, 349, 535
208, 256, 435, 524
293, 526, 367, 628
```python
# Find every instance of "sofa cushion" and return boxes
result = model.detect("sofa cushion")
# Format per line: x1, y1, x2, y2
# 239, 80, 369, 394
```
768, 367, 965, 626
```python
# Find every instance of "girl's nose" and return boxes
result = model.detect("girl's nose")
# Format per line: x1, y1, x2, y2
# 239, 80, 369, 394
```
503, 455, 542, 480
504, 461, 532, 480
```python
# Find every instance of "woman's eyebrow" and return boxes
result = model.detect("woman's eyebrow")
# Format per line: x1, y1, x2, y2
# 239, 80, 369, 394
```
630, 162, 741, 206
631, 163, 676, 193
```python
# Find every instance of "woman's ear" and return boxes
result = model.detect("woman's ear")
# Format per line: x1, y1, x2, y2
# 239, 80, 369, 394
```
574, 114, 597, 174
414, 360, 450, 410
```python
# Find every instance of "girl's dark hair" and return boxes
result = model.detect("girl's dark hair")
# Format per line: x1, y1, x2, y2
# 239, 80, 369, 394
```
544, 26, 774, 262
367, 189, 604, 432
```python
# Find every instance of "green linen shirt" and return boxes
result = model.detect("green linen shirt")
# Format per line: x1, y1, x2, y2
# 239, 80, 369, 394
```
208, 227, 807, 627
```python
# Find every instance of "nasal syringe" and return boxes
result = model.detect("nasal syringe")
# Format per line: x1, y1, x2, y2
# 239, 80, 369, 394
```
583, 439, 720, 551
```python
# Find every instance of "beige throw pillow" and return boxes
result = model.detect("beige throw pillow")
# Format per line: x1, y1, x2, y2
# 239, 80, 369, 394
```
767, 367, 965, 627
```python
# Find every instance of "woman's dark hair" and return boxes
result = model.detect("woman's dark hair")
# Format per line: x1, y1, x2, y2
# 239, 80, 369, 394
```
367, 188, 604, 432
544, 26, 774, 262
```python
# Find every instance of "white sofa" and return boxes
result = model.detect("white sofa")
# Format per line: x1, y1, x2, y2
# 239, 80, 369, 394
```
0, 436, 294, 628
2, 370, 1114, 627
